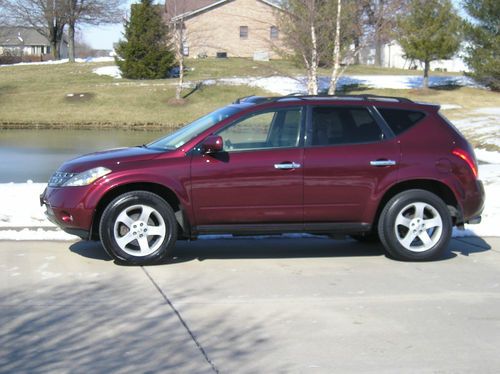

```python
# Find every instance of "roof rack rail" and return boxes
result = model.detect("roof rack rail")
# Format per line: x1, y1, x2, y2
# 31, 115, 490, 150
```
233, 95, 271, 104
351, 94, 414, 103
276, 94, 414, 103
233, 94, 414, 105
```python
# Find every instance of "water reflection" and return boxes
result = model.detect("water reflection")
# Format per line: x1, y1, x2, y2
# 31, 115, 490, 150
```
0, 129, 166, 182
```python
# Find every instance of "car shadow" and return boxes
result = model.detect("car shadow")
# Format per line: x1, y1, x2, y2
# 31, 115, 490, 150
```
69, 235, 492, 265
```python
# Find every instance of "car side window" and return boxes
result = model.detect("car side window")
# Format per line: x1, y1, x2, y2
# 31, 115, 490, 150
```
377, 108, 425, 135
311, 107, 383, 146
217, 108, 302, 151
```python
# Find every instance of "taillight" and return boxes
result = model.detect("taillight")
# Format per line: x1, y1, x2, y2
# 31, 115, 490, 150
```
452, 148, 478, 178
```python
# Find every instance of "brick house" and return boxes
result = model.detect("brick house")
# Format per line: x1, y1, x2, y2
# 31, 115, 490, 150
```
164, 0, 283, 59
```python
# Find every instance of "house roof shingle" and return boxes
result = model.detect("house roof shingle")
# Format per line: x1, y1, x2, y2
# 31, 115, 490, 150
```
0, 27, 49, 47
164, 0, 281, 20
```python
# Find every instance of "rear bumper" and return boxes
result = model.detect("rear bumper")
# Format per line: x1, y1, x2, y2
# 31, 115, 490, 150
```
457, 179, 484, 227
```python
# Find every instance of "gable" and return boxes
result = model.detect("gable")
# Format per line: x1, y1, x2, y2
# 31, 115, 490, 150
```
165, 0, 281, 21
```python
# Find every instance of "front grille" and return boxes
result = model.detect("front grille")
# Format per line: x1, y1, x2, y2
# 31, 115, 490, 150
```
48, 172, 76, 187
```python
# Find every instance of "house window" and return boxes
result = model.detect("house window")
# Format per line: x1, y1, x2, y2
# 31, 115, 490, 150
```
240, 26, 248, 39
270, 26, 279, 40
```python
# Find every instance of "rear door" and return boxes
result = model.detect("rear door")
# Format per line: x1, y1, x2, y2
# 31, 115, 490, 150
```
190, 106, 305, 225
303, 105, 400, 223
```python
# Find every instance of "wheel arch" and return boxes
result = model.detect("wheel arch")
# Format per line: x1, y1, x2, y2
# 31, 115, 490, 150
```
373, 179, 461, 230
90, 182, 189, 240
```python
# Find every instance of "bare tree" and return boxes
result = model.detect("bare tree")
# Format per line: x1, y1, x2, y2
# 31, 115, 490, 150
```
328, 0, 342, 94
327, 0, 406, 94
366, 0, 403, 66
166, 0, 215, 100
4, 0, 66, 59
63, 0, 126, 62
168, 0, 187, 101
278, 0, 333, 95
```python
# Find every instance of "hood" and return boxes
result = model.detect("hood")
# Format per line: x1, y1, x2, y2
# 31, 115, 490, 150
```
60, 146, 165, 173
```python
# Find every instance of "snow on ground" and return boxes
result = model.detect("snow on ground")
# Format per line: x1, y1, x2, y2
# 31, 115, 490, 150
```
453, 108, 500, 151
0, 160, 498, 241
90, 67, 481, 92
93, 65, 122, 79
0, 56, 115, 68
229, 75, 480, 94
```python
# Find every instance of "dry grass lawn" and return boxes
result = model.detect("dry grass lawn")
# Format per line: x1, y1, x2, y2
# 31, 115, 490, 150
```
0, 59, 497, 130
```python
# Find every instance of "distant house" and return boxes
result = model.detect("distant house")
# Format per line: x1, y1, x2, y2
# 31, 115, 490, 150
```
359, 41, 468, 73
164, 0, 283, 59
0, 27, 68, 59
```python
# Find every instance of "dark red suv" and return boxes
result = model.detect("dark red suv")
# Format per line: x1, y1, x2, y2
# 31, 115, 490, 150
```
41, 95, 484, 264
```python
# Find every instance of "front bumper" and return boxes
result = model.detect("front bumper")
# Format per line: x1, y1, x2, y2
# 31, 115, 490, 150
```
40, 186, 94, 240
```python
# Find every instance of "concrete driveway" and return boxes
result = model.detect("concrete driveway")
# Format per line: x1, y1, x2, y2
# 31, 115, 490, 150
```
1, 236, 499, 373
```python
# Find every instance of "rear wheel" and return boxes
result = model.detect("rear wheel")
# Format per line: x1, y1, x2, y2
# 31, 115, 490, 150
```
99, 191, 177, 265
378, 189, 452, 261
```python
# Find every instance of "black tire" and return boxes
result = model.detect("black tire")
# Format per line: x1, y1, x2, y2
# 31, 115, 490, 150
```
99, 191, 177, 265
378, 189, 452, 261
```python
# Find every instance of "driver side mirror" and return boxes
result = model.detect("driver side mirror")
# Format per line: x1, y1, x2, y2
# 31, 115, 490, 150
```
202, 135, 223, 154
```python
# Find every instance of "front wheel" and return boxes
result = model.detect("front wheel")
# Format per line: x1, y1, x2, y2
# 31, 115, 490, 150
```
378, 189, 452, 261
99, 191, 178, 265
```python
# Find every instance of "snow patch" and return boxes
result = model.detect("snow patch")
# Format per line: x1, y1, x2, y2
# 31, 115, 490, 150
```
0, 56, 115, 68
203, 75, 481, 95
441, 104, 462, 110
475, 149, 500, 165
475, 107, 500, 116
93, 65, 121, 79
89, 68, 481, 92
453, 108, 500, 150
0, 228, 77, 241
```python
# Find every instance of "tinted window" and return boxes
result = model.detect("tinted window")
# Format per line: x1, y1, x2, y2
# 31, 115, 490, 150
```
378, 108, 425, 135
217, 108, 302, 151
311, 107, 383, 146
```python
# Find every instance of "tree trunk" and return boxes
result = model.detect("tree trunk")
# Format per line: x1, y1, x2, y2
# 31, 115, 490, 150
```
176, 51, 184, 100
175, 24, 184, 100
50, 39, 58, 60
423, 60, 430, 89
375, 36, 382, 66
328, 0, 342, 95
308, 23, 318, 95
374, 0, 384, 67
68, 22, 75, 62
354, 37, 360, 65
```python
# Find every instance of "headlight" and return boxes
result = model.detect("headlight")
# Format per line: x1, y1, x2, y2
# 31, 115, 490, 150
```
62, 167, 112, 187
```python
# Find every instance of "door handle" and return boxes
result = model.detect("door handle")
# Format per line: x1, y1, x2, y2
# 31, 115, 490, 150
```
370, 159, 397, 167
274, 162, 301, 170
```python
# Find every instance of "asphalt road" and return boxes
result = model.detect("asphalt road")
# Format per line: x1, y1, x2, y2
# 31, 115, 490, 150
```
1, 236, 499, 373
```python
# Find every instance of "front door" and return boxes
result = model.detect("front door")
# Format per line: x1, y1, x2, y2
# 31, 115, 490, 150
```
191, 107, 305, 225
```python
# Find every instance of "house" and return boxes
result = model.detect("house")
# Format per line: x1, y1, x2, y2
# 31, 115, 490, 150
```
359, 41, 468, 73
0, 26, 68, 59
164, 0, 283, 59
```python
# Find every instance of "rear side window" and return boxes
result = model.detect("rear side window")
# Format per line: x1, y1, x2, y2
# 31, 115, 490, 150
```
311, 107, 383, 146
377, 108, 425, 135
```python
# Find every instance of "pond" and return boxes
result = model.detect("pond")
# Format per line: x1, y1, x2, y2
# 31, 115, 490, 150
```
0, 129, 167, 183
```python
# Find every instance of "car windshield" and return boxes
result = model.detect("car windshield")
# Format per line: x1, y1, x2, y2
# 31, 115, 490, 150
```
147, 106, 242, 150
